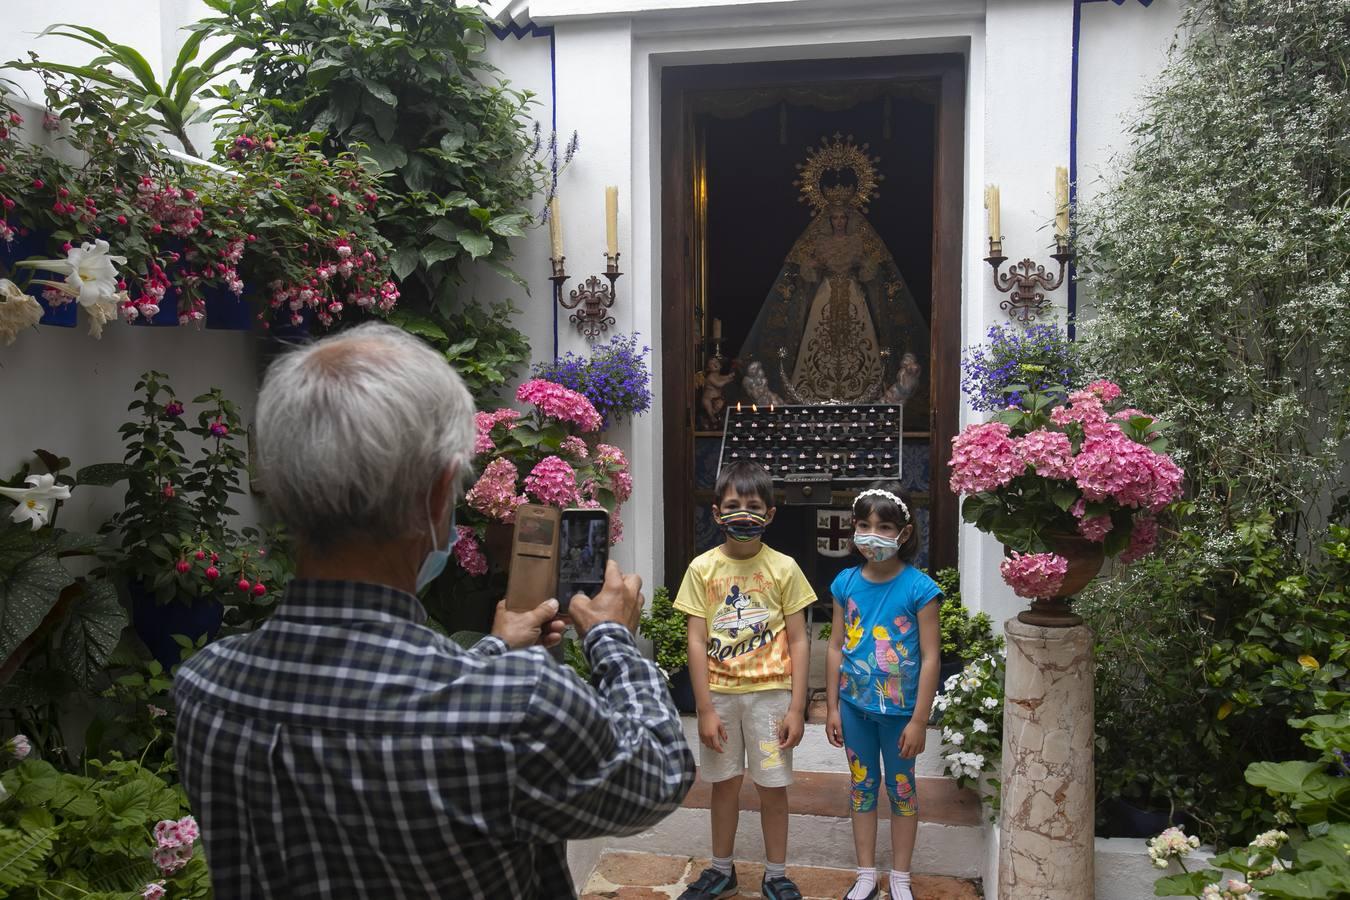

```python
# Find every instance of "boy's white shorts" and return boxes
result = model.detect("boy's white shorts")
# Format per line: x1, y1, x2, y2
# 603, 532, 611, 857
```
699, 688, 793, 788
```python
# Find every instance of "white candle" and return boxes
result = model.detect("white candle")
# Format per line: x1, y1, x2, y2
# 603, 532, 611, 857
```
985, 184, 1001, 242
605, 186, 618, 257
1055, 166, 1070, 238
548, 196, 563, 260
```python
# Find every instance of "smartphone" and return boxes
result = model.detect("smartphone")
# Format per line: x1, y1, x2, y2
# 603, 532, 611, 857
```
555, 508, 610, 613
504, 504, 561, 612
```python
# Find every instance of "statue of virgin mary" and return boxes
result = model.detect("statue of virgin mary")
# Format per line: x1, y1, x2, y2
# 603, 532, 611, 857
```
738, 136, 928, 408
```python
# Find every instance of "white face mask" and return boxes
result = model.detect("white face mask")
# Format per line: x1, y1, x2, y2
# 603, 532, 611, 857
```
415, 494, 459, 592
853, 532, 900, 562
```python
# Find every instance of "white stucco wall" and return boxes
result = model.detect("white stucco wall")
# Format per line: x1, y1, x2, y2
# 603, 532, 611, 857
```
1, 1, 263, 532
476, 0, 1183, 619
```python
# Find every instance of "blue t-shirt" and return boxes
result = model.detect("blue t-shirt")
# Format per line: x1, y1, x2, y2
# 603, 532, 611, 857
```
831, 565, 942, 716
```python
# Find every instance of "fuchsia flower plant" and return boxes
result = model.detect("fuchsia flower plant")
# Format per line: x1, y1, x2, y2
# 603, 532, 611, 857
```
951, 379, 1183, 598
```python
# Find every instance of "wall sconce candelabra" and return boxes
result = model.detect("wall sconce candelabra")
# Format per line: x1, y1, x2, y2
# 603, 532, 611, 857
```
548, 186, 622, 342
557, 253, 621, 341
984, 236, 1073, 326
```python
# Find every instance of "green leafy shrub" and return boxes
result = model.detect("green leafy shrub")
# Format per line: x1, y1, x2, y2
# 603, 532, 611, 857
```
639, 587, 687, 678
933, 651, 1003, 816
932, 567, 1000, 665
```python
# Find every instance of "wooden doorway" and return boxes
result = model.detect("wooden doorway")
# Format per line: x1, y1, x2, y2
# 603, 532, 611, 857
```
660, 54, 965, 587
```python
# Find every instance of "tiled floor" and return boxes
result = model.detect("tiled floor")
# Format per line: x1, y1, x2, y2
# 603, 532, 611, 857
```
580, 851, 983, 899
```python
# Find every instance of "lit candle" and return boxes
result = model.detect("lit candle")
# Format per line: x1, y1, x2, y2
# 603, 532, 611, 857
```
548, 196, 563, 260
713, 318, 722, 340
1054, 166, 1070, 238
736, 401, 742, 412
605, 185, 619, 257
751, 404, 758, 413
985, 184, 1001, 242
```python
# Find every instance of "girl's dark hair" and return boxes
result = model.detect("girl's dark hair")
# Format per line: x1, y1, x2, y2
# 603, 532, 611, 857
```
853, 480, 919, 562
715, 460, 774, 508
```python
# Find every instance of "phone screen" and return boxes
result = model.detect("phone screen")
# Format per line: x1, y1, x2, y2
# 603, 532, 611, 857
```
557, 510, 609, 609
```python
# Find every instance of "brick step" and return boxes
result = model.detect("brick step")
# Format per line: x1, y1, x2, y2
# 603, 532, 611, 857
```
581, 850, 982, 899
683, 769, 982, 827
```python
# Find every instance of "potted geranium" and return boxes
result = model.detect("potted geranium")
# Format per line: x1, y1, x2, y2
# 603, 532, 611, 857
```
950, 378, 1184, 625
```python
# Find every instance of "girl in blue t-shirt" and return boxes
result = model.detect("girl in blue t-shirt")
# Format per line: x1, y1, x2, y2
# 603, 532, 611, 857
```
825, 482, 942, 900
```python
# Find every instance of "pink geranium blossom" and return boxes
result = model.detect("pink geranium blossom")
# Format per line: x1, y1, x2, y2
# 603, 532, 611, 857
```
999, 552, 1068, 599
141, 883, 166, 900
516, 379, 603, 432
1014, 429, 1075, 480
153, 844, 192, 875
452, 525, 488, 577
524, 456, 581, 508
466, 458, 527, 523
949, 422, 1021, 494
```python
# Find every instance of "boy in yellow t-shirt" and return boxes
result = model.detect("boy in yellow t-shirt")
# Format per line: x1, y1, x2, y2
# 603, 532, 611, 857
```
675, 461, 814, 900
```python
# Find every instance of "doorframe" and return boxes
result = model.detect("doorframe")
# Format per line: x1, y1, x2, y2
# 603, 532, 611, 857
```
660, 53, 966, 578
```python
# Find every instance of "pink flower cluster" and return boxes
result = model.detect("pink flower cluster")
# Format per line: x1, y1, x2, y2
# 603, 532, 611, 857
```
1073, 430, 1182, 512
525, 455, 581, 508
474, 408, 521, 455
949, 422, 1021, 494
1014, 429, 1075, 480
594, 443, 633, 504
1119, 516, 1159, 564
560, 435, 589, 460
1000, 552, 1068, 599
1071, 499, 1114, 542
141, 882, 166, 900
516, 379, 603, 432
152, 815, 199, 875
265, 238, 396, 328
8, 734, 31, 760
466, 459, 527, 523
452, 525, 488, 577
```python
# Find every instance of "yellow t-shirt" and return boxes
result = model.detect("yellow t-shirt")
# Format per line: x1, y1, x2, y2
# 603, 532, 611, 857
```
674, 544, 816, 694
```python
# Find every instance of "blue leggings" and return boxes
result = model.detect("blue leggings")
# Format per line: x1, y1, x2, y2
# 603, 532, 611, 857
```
840, 700, 918, 816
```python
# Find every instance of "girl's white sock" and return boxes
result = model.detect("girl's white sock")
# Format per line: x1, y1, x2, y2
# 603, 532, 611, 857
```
890, 870, 913, 900
846, 867, 877, 898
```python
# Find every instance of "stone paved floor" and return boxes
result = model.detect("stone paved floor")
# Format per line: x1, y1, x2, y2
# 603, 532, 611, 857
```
580, 851, 983, 899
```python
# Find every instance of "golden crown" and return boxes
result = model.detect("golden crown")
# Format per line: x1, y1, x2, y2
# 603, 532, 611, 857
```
794, 133, 883, 215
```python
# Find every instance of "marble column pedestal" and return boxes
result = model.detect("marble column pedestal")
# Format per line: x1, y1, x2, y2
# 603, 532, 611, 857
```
997, 619, 1094, 900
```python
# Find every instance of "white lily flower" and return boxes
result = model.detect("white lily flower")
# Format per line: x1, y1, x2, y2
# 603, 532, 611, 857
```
17, 239, 127, 307
0, 279, 43, 346
0, 473, 72, 530
85, 296, 118, 339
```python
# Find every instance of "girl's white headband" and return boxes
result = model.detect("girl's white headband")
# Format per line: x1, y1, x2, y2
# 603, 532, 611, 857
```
853, 488, 911, 521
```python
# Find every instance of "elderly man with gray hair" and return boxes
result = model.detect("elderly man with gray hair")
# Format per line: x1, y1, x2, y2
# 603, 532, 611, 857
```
173, 323, 695, 898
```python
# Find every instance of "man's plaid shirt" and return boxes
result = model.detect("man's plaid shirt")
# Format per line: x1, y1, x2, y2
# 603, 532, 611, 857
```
173, 579, 695, 898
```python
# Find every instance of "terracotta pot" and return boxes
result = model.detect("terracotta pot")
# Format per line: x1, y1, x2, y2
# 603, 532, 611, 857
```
1009, 533, 1105, 628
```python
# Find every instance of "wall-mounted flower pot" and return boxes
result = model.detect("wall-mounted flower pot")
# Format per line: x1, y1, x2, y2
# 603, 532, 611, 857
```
129, 581, 224, 671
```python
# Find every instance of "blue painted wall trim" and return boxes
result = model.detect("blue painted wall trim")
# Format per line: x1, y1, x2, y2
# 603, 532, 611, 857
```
490, 19, 560, 361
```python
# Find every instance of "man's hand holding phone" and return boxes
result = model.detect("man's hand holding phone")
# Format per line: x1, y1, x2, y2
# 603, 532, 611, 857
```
491, 597, 567, 650
569, 560, 643, 636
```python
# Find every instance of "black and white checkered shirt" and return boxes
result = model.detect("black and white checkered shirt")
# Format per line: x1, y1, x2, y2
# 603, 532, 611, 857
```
173, 579, 694, 898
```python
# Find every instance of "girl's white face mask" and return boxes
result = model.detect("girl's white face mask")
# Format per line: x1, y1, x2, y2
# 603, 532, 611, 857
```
853, 532, 899, 562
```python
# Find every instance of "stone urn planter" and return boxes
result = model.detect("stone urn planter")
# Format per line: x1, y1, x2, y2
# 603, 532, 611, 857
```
1009, 533, 1105, 628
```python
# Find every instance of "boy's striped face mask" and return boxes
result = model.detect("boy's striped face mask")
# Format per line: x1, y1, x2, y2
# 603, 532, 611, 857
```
717, 510, 768, 542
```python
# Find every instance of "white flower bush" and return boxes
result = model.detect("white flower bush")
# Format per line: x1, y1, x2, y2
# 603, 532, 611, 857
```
936, 651, 1004, 812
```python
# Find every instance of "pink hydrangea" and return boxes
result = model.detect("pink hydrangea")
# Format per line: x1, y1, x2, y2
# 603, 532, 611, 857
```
594, 442, 629, 471
516, 379, 603, 432
949, 422, 1021, 494
1082, 380, 1123, 403
610, 507, 624, 546
466, 459, 527, 523
473, 408, 521, 455
1077, 513, 1114, 543
999, 551, 1068, 599
1119, 516, 1159, 563
452, 525, 488, 577
1145, 453, 1185, 512
559, 436, 590, 460
1051, 394, 1110, 428
1014, 429, 1075, 480
524, 456, 581, 508
1074, 432, 1183, 512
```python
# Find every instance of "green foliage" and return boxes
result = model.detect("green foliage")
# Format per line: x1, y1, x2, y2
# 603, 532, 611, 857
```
1152, 715, 1350, 899
1083, 515, 1350, 846
200, 0, 547, 314
0, 756, 210, 899
1076, 0, 1350, 539
931, 567, 1000, 665
638, 587, 687, 677
387, 302, 531, 404
7, 22, 239, 157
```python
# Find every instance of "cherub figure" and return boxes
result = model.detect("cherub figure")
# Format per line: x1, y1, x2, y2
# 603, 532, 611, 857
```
698, 355, 737, 429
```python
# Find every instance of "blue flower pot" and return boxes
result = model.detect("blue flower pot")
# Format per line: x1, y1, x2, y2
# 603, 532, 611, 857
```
1099, 796, 1184, 839
129, 582, 224, 671
668, 666, 696, 714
